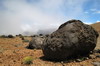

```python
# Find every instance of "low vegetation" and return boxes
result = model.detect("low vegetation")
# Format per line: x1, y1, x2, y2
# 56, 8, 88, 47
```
45, 34, 49, 37
20, 36, 24, 40
23, 39, 30, 42
0, 35, 8, 38
22, 56, 33, 64
8, 35, 14, 38
39, 34, 43, 36
0, 35, 14, 38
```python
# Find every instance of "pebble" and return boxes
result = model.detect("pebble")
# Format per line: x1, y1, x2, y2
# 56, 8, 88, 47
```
76, 59, 83, 62
92, 62, 100, 66
89, 55, 96, 59
96, 55, 100, 58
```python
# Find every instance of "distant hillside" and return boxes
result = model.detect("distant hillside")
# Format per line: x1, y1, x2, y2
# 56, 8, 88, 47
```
91, 22, 100, 33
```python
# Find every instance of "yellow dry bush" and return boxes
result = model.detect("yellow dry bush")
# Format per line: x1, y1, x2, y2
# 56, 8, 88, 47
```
23, 56, 33, 64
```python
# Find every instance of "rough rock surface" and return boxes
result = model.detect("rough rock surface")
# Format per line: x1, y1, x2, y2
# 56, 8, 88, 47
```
28, 37, 45, 49
42, 20, 99, 61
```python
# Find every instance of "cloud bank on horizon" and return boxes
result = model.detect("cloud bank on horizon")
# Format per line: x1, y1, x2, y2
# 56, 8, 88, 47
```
0, 0, 100, 35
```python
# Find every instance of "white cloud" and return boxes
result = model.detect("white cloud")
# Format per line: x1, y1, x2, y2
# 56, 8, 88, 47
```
96, 20, 100, 22
84, 11, 89, 14
0, 0, 90, 35
96, 11, 100, 14
84, 22, 93, 25
21, 24, 32, 31
90, 9, 97, 11
90, 8, 100, 14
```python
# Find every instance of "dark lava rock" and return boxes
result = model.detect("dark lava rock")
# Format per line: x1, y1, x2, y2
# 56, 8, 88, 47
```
28, 37, 45, 49
42, 19, 99, 61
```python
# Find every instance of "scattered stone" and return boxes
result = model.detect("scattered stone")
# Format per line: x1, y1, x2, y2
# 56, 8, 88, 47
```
75, 57, 88, 62
89, 55, 96, 59
45, 34, 49, 37
93, 49, 100, 53
96, 55, 100, 58
42, 19, 99, 61
92, 62, 100, 66
61, 61, 64, 63
23, 40, 30, 42
20, 36, 24, 40
76, 59, 83, 62
28, 37, 45, 49
90, 51, 93, 54
14, 44, 23, 47
85, 57, 89, 60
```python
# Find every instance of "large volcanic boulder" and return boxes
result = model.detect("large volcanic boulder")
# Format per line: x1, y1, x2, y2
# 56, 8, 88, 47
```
28, 37, 45, 49
42, 20, 99, 61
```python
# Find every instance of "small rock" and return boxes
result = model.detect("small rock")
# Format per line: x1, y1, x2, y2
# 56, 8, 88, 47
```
90, 51, 93, 54
96, 55, 100, 58
61, 61, 64, 63
84, 57, 89, 60
92, 62, 100, 66
76, 59, 83, 62
89, 55, 96, 59
28, 37, 45, 49
13, 60, 16, 62
93, 49, 100, 53
0, 61, 2, 63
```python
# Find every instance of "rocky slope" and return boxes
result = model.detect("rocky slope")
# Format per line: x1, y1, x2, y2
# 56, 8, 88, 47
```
91, 22, 100, 33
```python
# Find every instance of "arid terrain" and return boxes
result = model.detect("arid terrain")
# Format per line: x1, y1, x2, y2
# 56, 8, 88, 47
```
91, 22, 100, 50
91, 22, 100, 33
0, 23, 100, 66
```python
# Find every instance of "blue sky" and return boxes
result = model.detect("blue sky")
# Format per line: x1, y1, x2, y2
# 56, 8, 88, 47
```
0, 0, 100, 35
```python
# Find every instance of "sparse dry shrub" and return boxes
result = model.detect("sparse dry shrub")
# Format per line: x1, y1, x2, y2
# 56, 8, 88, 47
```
33, 35, 38, 37
23, 39, 30, 42
45, 34, 49, 37
8, 35, 14, 38
39, 34, 43, 36
18, 34, 25, 40
23, 56, 33, 64
0, 35, 8, 38
20, 36, 24, 40
19, 34, 22, 36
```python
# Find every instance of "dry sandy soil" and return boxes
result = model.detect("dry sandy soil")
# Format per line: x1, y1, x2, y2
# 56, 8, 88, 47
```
0, 35, 99, 66
91, 22, 100, 33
